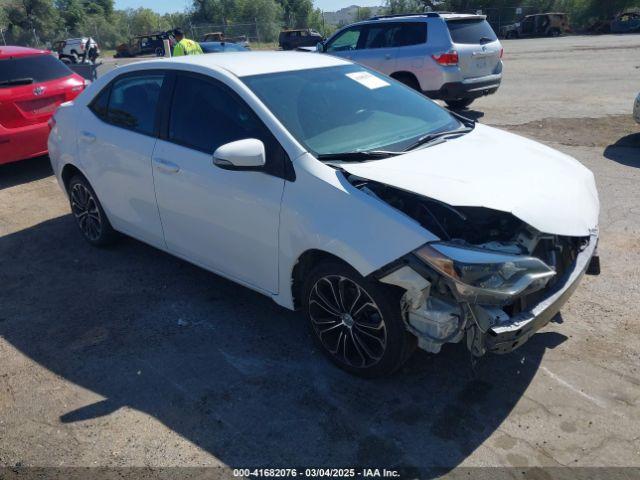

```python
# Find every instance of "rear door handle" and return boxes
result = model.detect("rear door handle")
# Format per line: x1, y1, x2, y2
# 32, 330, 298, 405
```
153, 157, 180, 174
80, 131, 96, 143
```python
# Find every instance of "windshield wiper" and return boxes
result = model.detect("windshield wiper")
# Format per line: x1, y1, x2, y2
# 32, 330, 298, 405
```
404, 126, 474, 151
0, 77, 34, 87
316, 150, 402, 162
479, 36, 494, 44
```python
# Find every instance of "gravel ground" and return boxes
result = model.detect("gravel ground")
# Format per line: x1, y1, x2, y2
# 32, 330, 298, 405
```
0, 34, 639, 477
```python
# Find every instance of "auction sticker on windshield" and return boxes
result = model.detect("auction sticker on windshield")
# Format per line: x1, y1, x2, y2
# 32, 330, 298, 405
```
346, 71, 390, 89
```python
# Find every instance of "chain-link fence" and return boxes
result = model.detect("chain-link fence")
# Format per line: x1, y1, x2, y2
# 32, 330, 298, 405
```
457, 5, 560, 35
0, 20, 284, 50
188, 21, 282, 45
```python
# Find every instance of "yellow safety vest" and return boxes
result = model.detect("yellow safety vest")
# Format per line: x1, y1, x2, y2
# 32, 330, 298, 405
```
173, 38, 203, 57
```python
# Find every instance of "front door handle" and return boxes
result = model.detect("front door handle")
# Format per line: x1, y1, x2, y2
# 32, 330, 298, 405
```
153, 158, 180, 174
385, 54, 392, 59
80, 131, 96, 143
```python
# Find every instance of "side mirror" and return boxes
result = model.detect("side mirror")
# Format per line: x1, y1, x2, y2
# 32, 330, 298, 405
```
316, 41, 325, 52
213, 138, 266, 170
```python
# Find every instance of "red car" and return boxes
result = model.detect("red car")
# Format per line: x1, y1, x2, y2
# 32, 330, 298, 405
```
0, 46, 86, 165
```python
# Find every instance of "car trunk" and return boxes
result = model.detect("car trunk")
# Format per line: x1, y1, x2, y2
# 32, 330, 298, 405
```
446, 17, 501, 80
0, 54, 82, 129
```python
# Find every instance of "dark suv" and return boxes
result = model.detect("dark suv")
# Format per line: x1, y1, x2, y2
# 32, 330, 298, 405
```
279, 29, 324, 50
501, 13, 571, 39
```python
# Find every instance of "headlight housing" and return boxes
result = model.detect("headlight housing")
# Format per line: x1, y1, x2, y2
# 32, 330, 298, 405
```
414, 242, 556, 304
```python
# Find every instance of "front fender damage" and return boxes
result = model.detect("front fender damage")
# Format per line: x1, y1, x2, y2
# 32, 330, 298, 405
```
358, 176, 599, 357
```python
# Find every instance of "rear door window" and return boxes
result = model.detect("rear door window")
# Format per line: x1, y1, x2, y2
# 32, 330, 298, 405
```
0, 54, 72, 86
447, 19, 498, 44
360, 22, 427, 50
90, 73, 164, 136
391, 22, 427, 47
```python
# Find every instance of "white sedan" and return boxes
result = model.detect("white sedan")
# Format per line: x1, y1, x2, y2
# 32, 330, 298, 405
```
48, 52, 600, 377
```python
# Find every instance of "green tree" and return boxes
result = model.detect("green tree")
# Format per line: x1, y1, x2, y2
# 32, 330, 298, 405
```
5, 0, 63, 45
355, 6, 372, 21
55, 0, 84, 31
385, 0, 424, 15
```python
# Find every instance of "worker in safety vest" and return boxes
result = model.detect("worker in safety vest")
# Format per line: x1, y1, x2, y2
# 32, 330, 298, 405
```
172, 28, 203, 57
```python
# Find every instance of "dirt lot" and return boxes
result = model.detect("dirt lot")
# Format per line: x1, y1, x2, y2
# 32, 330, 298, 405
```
1, 35, 639, 477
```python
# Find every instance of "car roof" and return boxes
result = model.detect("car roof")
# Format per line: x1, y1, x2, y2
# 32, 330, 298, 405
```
369, 12, 483, 20
0, 45, 50, 59
353, 12, 484, 26
164, 51, 349, 77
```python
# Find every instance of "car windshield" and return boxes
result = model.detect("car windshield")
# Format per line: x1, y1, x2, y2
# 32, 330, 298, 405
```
242, 64, 461, 156
0, 54, 72, 85
447, 18, 498, 44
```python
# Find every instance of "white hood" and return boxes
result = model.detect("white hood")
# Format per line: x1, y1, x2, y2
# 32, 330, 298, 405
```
339, 124, 599, 237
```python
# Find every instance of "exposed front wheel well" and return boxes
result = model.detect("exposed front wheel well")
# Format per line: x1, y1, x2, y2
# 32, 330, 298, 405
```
291, 249, 353, 310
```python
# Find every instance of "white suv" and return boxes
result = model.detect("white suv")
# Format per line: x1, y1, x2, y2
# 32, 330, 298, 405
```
318, 12, 503, 109
54, 37, 100, 64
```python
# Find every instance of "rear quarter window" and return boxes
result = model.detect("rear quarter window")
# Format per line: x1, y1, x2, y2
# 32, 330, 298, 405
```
393, 22, 427, 47
447, 19, 498, 44
0, 54, 72, 85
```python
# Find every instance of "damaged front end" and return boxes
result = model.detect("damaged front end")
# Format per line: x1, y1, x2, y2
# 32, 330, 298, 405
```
354, 177, 600, 357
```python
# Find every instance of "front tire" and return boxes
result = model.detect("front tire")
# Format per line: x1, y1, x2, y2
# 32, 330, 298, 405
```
303, 261, 416, 377
68, 175, 117, 247
445, 98, 474, 110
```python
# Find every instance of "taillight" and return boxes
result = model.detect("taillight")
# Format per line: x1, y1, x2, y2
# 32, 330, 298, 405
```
71, 79, 91, 93
432, 50, 459, 66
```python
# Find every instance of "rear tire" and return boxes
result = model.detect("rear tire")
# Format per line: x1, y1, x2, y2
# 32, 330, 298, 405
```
67, 175, 117, 247
302, 261, 416, 378
445, 98, 474, 110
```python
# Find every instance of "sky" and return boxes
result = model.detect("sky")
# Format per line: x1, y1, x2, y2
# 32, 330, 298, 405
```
114, 0, 384, 15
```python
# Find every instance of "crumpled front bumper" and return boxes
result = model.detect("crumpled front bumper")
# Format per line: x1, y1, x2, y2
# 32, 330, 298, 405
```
484, 233, 598, 354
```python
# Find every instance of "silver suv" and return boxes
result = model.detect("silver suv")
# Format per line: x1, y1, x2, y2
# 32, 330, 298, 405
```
317, 12, 503, 109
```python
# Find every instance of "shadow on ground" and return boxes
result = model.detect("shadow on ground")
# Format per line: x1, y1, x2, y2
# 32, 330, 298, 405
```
604, 133, 640, 168
0, 214, 565, 473
0, 156, 53, 190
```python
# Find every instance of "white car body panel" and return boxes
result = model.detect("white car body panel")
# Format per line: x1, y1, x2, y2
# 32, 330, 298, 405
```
169, 51, 350, 76
152, 138, 284, 294
338, 124, 599, 237
275, 152, 435, 308
76, 106, 166, 248
48, 52, 599, 316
